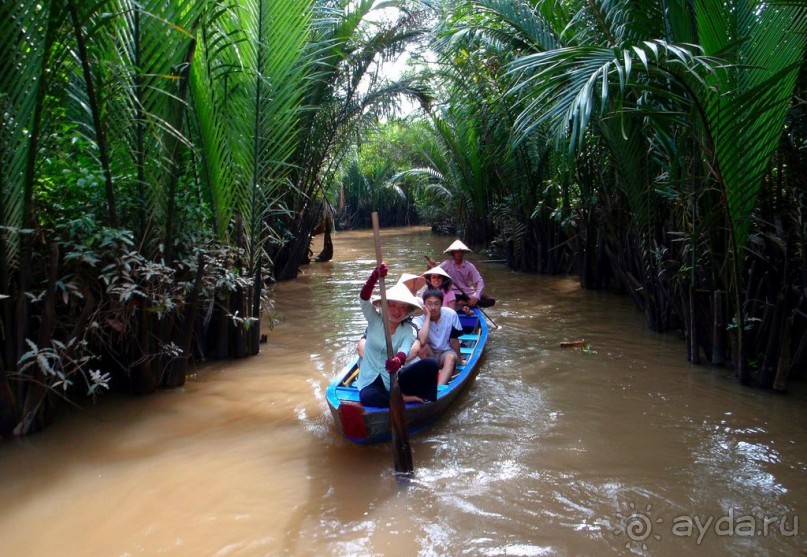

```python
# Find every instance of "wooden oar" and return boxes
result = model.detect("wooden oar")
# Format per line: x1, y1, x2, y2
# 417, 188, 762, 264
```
425, 255, 500, 329
372, 212, 414, 476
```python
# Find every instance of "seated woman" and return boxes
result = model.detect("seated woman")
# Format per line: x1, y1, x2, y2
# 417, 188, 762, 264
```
421, 266, 456, 310
356, 263, 439, 407
357, 271, 427, 359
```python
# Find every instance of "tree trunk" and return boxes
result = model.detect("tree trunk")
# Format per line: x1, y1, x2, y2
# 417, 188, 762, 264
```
689, 284, 699, 364
315, 225, 334, 262
67, 0, 117, 227
232, 286, 248, 358
131, 299, 156, 395
16, 243, 59, 435
759, 290, 786, 388
712, 290, 726, 365
214, 294, 230, 359
249, 257, 262, 356
163, 253, 205, 388
772, 315, 793, 392
0, 367, 17, 438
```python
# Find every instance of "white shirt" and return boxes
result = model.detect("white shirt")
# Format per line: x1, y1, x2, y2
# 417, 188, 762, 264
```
413, 307, 462, 353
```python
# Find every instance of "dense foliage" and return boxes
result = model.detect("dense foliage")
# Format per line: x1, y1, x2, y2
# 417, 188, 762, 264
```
409, 0, 807, 388
0, 0, 429, 436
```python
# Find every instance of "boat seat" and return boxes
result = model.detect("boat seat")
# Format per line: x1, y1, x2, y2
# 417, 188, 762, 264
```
458, 334, 477, 342
335, 386, 361, 402
460, 346, 473, 355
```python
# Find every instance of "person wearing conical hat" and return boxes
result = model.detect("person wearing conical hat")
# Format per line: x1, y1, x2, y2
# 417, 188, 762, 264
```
357, 272, 428, 359
426, 239, 496, 309
421, 265, 456, 309
356, 262, 439, 408
443, 239, 472, 253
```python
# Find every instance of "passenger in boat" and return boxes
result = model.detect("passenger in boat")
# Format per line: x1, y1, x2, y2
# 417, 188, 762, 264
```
356, 272, 428, 360
421, 266, 456, 310
413, 288, 464, 385
426, 239, 496, 311
357, 263, 439, 407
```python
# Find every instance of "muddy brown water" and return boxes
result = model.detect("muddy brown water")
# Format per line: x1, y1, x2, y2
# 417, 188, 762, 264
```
1, 226, 805, 556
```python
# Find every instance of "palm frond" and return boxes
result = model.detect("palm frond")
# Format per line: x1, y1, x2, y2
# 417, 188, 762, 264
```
0, 0, 64, 275
506, 40, 724, 151
696, 0, 807, 249
224, 0, 313, 268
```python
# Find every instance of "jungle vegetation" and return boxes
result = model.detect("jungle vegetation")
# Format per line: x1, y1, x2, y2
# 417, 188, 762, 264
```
1, 0, 805, 436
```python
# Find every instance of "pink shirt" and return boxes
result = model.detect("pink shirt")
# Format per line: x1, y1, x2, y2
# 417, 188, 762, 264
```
439, 259, 485, 299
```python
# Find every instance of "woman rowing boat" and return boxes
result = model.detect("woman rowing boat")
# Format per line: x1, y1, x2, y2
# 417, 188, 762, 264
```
356, 263, 439, 407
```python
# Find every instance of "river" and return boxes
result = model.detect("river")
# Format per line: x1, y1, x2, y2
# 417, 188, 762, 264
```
1, 226, 805, 556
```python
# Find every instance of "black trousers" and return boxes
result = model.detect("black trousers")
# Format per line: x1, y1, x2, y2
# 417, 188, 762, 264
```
359, 358, 439, 408
456, 292, 496, 308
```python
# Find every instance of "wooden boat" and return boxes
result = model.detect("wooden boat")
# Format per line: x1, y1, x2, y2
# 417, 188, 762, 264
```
326, 308, 489, 444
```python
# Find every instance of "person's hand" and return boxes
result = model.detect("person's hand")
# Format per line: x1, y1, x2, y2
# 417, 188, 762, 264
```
385, 351, 407, 373
361, 262, 388, 300
467, 296, 479, 308
402, 394, 425, 404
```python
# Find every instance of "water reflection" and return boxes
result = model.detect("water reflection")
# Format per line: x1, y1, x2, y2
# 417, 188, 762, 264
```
0, 227, 806, 556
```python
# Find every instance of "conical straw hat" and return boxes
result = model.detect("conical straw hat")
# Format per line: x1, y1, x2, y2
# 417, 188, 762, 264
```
373, 282, 424, 316
421, 266, 452, 282
396, 273, 426, 293
443, 239, 472, 253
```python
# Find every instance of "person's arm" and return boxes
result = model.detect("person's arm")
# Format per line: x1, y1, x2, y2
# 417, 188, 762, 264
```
407, 339, 421, 362
360, 264, 388, 322
408, 316, 428, 361
445, 289, 456, 309
388, 322, 415, 370
449, 312, 465, 363
417, 313, 430, 345
360, 262, 387, 300
466, 263, 485, 306
450, 339, 464, 365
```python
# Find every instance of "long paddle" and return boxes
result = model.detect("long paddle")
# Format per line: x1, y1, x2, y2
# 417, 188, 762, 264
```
372, 212, 414, 476
425, 255, 500, 329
